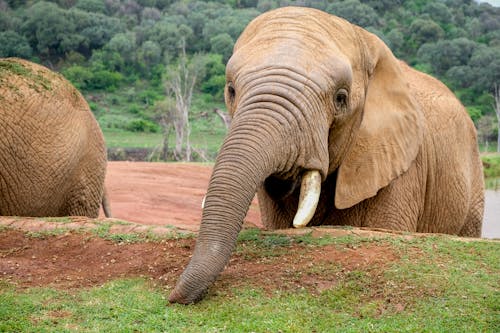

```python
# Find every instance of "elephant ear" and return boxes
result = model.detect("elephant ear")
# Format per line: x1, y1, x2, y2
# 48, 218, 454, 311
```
335, 32, 424, 209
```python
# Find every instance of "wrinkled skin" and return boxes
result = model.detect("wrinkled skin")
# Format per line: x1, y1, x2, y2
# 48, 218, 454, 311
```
169, 7, 484, 304
0, 58, 110, 218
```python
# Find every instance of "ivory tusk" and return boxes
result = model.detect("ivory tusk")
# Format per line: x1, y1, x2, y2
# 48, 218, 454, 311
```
293, 170, 321, 228
201, 195, 206, 209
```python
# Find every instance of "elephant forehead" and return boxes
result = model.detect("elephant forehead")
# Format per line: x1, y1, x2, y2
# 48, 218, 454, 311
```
227, 41, 352, 92
235, 7, 358, 52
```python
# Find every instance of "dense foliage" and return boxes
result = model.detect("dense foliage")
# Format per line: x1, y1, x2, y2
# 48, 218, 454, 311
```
1, 0, 499, 148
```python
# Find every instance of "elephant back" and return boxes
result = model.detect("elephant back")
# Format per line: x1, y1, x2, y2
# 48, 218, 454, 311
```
0, 57, 106, 217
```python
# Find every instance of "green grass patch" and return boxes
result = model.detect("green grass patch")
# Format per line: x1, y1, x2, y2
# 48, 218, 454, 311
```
1, 232, 498, 332
38, 217, 73, 224
26, 228, 73, 239
90, 221, 194, 243
103, 128, 163, 148
482, 153, 500, 178
236, 228, 293, 258
482, 153, 500, 189
0, 59, 52, 92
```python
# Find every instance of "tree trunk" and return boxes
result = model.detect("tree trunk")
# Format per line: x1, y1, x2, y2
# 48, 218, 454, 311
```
161, 125, 171, 161
494, 84, 500, 152
214, 108, 231, 129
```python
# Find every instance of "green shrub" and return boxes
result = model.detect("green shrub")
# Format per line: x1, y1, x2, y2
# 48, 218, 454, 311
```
62, 65, 93, 90
466, 106, 482, 123
482, 154, 500, 178
125, 119, 160, 133
201, 74, 226, 100
128, 104, 141, 114
89, 70, 123, 91
138, 89, 163, 105
98, 114, 130, 130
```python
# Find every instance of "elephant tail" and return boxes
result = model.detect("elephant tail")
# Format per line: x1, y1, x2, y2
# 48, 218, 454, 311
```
102, 187, 112, 218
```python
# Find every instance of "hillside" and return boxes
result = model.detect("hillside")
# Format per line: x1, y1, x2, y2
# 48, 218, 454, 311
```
1, 0, 499, 158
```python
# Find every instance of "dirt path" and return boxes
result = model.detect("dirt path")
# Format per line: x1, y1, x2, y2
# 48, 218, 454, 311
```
101, 161, 262, 231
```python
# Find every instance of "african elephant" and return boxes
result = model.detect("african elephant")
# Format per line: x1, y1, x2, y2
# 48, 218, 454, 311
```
0, 57, 111, 218
169, 7, 484, 304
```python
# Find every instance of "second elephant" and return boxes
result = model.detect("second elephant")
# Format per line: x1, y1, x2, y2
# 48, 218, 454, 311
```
0, 57, 110, 218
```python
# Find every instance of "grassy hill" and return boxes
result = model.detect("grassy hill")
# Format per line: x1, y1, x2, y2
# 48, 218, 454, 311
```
0, 222, 498, 332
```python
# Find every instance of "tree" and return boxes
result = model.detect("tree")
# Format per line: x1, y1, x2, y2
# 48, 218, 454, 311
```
21, 1, 74, 58
210, 33, 234, 63
326, 0, 380, 28
75, 0, 106, 13
410, 18, 444, 45
0, 31, 33, 58
154, 97, 176, 160
163, 42, 204, 161
138, 40, 162, 67
494, 84, 500, 152
417, 38, 477, 76
422, 2, 452, 26
476, 115, 497, 151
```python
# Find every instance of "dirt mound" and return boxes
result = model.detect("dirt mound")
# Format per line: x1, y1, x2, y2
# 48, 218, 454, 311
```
0, 229, 398, 295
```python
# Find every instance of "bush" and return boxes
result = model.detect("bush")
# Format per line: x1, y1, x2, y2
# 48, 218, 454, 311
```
466, 106, 482, 123
125, 119, 160, 133
138, 89, 163, 105
89, 70, 123, 91
97, 114, 130, 129
62, 65, 93, 90
482, 154, 500, 178
201, 75, 226, 100
128, 104, 142, 114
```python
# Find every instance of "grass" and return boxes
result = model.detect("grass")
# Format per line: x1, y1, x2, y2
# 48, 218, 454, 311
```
92, 84, 227, 158
103, 129, 163, 148
482, 153, 500, 178
0, 59, 52, 93
1, 231, 498, 332
482, 153, 500, 190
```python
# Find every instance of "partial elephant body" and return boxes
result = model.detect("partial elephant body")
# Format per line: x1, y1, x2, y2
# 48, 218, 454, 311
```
0, 58, 108, 218
169, 7, 484, 304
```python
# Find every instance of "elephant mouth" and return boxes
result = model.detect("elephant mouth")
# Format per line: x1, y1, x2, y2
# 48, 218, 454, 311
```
264, 170, 322, 228
264, 174, 301, 201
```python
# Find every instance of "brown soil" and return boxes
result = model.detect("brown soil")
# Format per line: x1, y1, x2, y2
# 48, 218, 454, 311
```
0, 228, 398, 296
100, 162, 262, 231
0, 162, 404, 295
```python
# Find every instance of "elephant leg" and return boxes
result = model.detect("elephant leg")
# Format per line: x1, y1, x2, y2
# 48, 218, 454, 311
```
63, 167, 104, 218
458, 190, 484, 237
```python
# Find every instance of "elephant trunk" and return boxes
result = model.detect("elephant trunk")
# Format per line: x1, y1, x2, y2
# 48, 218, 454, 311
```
169, 114, 286, 304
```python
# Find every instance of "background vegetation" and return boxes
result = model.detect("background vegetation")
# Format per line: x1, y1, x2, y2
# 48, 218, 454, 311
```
1, 0, 499, 159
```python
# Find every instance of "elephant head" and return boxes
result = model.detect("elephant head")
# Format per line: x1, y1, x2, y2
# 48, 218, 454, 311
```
169, 7, 423, 304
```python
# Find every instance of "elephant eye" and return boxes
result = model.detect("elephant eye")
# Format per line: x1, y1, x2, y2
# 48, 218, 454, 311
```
226, 82, 236, 102
334, 89, 348, 112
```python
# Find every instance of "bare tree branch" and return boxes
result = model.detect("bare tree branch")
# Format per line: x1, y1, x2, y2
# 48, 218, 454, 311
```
493, 83, 500, 152
213, 108, 231, 129
162, 39, 200, 161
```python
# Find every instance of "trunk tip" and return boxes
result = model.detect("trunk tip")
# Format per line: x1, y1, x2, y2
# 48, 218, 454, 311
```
168, 289, 190, 305
168, 282, 207, 305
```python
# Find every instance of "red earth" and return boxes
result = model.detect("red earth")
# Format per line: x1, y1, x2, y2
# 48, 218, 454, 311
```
100, 161, 262, 231
0, 162, 412, 296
